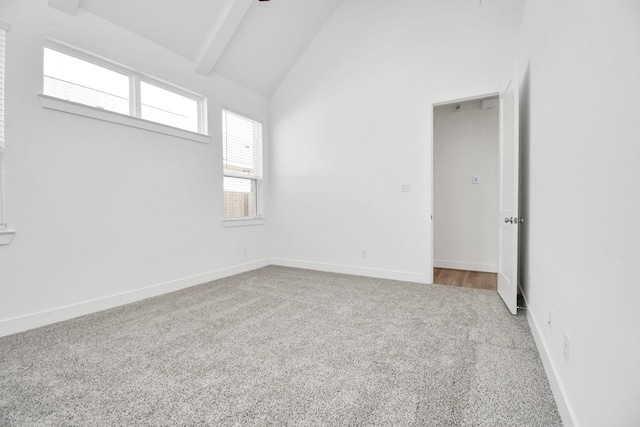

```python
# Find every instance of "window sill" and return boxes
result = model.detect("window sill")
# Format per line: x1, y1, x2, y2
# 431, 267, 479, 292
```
38, 94, 210, 144
224, 218, 265, 228
0, 229, 16, 245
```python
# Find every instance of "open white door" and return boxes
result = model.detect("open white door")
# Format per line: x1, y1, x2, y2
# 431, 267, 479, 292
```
498, 71, 520, 315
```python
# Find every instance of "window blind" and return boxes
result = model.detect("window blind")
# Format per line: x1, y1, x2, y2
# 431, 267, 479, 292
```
0, 24, 8, 230
222, 109, 263, 180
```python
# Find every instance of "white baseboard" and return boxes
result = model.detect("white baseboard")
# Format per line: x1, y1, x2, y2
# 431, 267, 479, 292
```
525, 302, 579, 427
271, 257, 429, 284
434, 259, 497, 273
0, 258, 270, 338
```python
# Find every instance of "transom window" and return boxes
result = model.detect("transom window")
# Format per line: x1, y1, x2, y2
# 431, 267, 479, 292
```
43, 42, 205, 134
222, 110, 263, 220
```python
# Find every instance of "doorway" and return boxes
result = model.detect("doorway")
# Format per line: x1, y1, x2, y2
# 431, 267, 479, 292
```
432, 96, 500, 288
433, 268, 497, 290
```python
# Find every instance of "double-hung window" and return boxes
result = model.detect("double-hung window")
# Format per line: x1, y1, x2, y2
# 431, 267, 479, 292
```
42, 42, 206, 135
222, 110, 263, 220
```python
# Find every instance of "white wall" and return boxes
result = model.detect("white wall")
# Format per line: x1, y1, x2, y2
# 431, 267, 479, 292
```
434, 99, 499, 273
0, 0, 271, 336
518, 0, 640, 425
6, 1, 637, 424
270, 0, 525, 282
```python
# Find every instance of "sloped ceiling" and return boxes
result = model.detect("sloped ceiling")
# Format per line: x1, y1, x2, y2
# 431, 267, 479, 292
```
80, 0, 228, 62
213, 0, 345, 98
52, 0, 344, 98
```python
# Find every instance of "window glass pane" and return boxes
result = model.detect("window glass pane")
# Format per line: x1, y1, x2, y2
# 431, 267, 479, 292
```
224, 177, 256, 219
140, 81, 198, 132
43, 48, 129, 114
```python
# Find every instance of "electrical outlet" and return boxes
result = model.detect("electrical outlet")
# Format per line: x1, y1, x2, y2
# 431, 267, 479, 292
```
361, 249, 368, 258
563, 333, 570, 361
243, 247, 248, 255
547, 310, 553, 327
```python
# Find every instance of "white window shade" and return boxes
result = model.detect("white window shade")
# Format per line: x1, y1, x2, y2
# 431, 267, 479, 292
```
223, 110, 263, 179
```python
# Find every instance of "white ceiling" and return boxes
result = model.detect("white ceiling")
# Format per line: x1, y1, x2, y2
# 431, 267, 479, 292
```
213, 0, 344, 98
80, 0, 228, 62
69, 0, 344, 98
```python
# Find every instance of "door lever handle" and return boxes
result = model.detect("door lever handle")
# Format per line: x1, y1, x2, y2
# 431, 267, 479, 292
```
504, 217, 524, 224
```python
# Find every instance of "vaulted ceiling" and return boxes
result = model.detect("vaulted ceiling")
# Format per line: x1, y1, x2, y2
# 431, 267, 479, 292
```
48, 0, 344, 98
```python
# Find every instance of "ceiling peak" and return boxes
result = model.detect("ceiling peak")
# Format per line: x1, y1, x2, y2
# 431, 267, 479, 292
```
48, 0, 81, 16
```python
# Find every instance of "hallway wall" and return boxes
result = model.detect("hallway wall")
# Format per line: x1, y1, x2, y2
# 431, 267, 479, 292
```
434, 98, 499, 273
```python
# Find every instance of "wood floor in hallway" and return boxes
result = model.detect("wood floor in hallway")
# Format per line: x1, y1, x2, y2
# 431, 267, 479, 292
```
433, 268, 497, 291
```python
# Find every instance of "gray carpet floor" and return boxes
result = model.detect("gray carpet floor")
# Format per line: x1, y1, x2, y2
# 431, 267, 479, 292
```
0, 266, 562, 426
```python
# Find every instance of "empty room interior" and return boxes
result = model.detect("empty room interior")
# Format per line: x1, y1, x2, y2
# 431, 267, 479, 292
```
0, 0, 638, 426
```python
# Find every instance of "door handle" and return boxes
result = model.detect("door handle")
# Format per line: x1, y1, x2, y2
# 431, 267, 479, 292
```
504, 217, 524, 224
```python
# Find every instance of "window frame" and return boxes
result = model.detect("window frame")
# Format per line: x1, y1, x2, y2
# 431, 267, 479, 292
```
222, 109, 264, 225
0, 21, 15, 244
41, 40, 208, 139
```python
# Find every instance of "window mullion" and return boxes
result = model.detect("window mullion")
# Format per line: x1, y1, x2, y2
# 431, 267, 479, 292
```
130, 74, 140, 118
198, 96, 206, 135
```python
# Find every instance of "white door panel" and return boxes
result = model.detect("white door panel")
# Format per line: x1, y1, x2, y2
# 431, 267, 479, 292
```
498, 71, 520, 315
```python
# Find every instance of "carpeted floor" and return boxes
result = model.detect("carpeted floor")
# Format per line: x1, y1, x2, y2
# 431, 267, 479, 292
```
0, 266, 562, 426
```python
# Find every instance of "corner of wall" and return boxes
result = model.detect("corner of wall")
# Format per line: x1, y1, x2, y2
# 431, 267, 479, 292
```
271, 257, 431, 285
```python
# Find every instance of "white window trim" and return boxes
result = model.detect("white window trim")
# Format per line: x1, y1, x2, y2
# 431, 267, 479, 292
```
223, 217, 265, 227
0, 22, 15, 245
38, 95, 210, 144
41, 39, 209, 140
